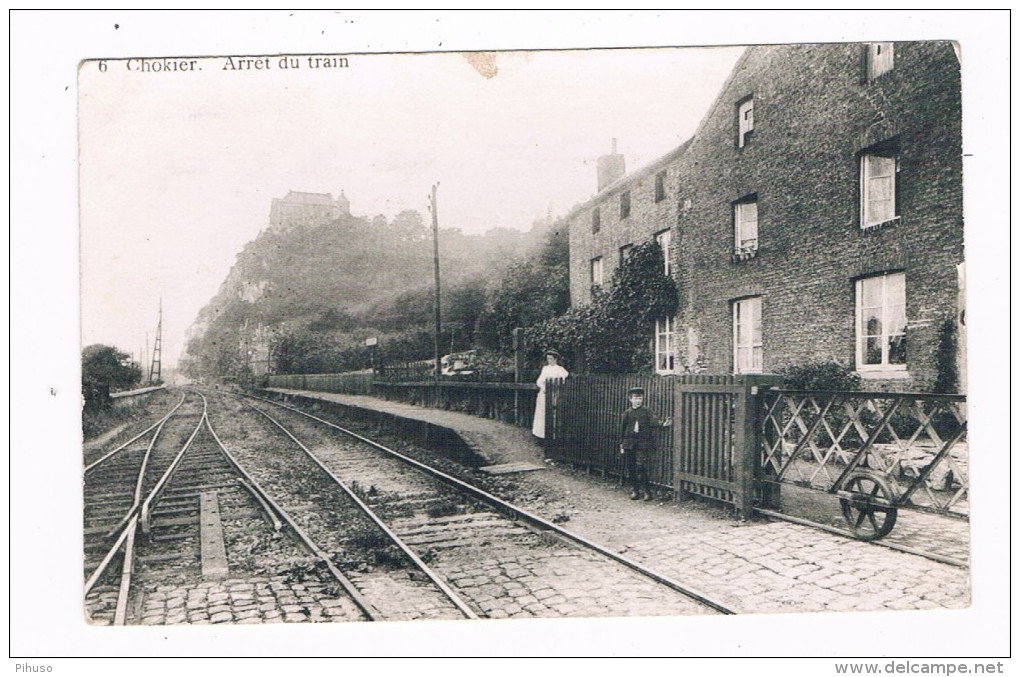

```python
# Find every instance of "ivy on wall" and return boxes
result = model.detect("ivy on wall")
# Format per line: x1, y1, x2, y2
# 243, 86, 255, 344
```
524, 239, 678, 374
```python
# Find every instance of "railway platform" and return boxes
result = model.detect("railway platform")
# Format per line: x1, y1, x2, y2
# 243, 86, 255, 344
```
263, 388, 971, 616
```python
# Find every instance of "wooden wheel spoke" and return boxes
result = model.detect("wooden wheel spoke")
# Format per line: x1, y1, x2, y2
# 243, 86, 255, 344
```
839, 471, 898, 541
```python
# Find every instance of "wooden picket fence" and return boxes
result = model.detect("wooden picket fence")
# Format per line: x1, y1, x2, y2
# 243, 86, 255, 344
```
543, 375, 676, 487
264, 370, 375, 396
544, 373, 782, 516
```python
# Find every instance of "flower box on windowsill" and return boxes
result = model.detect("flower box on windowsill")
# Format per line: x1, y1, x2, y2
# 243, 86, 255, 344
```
861, 216, 901, 233
731, 246, 759, 262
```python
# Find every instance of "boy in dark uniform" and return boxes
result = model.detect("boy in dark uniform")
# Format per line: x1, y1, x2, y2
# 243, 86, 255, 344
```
619, 387, 672, 500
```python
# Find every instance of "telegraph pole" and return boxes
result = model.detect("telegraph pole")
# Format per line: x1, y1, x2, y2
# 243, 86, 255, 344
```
430, 184, 441, 386
148, 299, 163, 385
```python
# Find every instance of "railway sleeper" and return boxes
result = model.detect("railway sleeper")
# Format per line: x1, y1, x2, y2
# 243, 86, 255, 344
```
393, 516, 510, 538
151, 516, 200, 528
149, 532, 197, 543
137, 550, 200, 564
398, 526, 532, 548
167, 478, 238, 492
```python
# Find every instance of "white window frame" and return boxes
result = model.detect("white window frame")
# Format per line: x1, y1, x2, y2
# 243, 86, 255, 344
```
734, 198, 759, 254
860, 152, 898, 228
855, 272, 907, 373
867, 43, 895, 80
732, 297, 763, 374
619, 243, 633, 266
654, 316, 676, 375
590, 256, 603, 288
737, 97, 754, 148
655, 229, 672, 276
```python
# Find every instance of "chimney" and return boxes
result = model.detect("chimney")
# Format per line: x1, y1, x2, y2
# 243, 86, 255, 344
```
596, 138, 626, 192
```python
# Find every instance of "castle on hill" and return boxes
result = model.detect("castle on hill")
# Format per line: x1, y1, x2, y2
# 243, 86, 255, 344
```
269, 190, 351, 231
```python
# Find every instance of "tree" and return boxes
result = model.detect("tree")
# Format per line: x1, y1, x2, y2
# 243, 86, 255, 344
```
476, 221, 570, 352
82, 344, 142, 409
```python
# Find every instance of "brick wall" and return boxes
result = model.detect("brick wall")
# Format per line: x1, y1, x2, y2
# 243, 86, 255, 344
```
567, 42, 963, 392
568, 143, 689, 307
675, 42, 963, 391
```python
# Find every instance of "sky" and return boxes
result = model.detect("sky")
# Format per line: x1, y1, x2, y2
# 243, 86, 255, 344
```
78, 44, 744, 372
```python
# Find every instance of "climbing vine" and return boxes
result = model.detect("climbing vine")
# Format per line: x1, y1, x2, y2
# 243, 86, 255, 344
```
524, 239, 678, 373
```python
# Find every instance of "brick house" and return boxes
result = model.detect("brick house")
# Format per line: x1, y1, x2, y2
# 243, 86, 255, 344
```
566, 42, 964, 391
566, 139, 692, 374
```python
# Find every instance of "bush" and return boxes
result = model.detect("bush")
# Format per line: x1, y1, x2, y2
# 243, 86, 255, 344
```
779, 362, 862, 391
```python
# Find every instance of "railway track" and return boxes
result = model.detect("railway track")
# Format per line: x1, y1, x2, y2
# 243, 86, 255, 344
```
83, 391, 204, 623
84, 390, 368, 625
83, 386, 964, 623
229, 391, 734, 619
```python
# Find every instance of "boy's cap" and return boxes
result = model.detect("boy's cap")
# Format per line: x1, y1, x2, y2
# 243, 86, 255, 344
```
544, 349, 561, 358
628, 387, 645, 396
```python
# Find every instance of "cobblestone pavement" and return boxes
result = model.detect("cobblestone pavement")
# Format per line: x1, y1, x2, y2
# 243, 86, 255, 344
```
775, 483, 970, 564
133, 578, 364, 625
618, 521, 969, 614
880, 511, 969, 563
441, 545, 712, 619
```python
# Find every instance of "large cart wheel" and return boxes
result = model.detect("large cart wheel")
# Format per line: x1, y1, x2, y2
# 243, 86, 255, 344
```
839, 471, 898, 541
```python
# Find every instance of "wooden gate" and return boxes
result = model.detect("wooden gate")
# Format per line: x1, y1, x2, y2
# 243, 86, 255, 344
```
674, 375, 781, 518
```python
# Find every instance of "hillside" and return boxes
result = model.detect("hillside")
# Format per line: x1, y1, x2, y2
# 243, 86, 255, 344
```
181, 201, 558, 380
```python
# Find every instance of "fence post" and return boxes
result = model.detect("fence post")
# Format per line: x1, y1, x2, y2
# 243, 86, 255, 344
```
746, 376, 784, 514
513, 328, 526, 425
732, 378, 754, 519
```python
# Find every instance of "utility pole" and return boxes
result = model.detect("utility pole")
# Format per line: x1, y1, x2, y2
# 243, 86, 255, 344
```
148, 299, 163, 385
430, 184, 441, 386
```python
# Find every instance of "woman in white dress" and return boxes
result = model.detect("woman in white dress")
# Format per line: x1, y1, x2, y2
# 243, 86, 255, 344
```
532, 349, 569, 439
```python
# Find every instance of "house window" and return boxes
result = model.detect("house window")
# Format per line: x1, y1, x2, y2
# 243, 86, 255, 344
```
654, 171, 666, 202
733, 297, 763, 374
655, 229, 672, 276
856, 272, 906, 372
590, 257, 603, 289
737, 97, 754, 148
733, 197, 758, 255
592, 207, 601, 234
619, 243, 633, 266
860, 149, 898, 228
655, 316, 676, 374
866, 42, 895, 80
620, 191, 631, 219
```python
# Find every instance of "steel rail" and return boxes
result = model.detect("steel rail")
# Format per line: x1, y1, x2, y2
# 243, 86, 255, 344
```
86, 395, 204, 595
202, 407, 284, 532
84, 514, 135, 595
113, 519, 139, 626
84, 392, 187, 474
104, 392, 200, 539
244, 401, 479, 620
753, 507, 969, 569
139, 393, 209, 533
249, 392, 737, 615
201, 396, 381, 621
